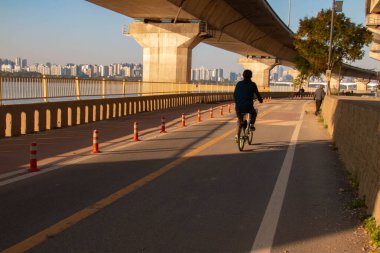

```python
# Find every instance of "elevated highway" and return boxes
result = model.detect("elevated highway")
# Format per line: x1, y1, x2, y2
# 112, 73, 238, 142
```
88, 0, 379, 90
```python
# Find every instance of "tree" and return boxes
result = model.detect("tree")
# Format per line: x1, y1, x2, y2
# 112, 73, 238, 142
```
294, 9, 373, 79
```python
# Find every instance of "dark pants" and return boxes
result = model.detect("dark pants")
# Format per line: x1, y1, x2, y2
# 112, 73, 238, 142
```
315, 100, 323, 115
236, 108, 257, 135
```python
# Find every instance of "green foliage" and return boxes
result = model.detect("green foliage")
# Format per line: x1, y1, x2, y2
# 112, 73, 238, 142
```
292, 75, 303, 91
0, 71, 42, 77
364, 217, 380, 248
347, 172, 359, 191
351, 197, 366, 209
317, 113, 324, 123
294, 9, 373, 76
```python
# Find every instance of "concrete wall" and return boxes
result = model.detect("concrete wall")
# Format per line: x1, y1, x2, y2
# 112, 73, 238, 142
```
0, 93, 233, 139
0, 92, 293, 139
321, 96, 380, 221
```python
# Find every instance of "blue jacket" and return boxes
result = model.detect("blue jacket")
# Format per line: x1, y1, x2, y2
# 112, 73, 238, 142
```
233, 80, 262, 113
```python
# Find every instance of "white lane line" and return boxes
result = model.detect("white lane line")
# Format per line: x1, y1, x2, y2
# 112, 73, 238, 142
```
0, 170, 25, 180
250, 103, 306, 253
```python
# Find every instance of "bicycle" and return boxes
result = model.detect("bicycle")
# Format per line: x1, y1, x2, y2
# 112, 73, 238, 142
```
236, 107, 258, 151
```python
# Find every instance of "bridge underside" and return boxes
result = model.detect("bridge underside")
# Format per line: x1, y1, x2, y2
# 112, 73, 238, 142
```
88, 0, 378, 84
87, 0, 295, 66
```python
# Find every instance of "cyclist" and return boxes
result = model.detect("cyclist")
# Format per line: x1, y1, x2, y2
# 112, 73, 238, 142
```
233, 69, 263, 138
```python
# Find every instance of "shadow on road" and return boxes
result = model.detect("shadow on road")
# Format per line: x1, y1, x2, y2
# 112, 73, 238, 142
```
0, 137, 364, 252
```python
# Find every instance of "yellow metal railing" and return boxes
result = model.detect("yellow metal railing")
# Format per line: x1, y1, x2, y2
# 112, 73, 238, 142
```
0, 75, 235, 104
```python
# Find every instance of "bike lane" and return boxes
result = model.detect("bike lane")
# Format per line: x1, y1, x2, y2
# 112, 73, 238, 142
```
0, 100, 366, 253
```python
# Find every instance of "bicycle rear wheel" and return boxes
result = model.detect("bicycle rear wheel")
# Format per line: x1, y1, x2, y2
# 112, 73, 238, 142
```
238, 126, 245, 151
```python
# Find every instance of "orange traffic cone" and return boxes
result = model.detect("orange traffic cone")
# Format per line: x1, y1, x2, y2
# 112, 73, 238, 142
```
92, 130, 100, 153
133, 121, 140, 142
29, 142, 40, 172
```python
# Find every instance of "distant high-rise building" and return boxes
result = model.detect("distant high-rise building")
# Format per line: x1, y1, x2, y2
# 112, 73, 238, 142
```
15, 57, 21, 66
21, 59, 27, 68
230, 72, 238, 82
37, 64, 50, 75
216, 68, 223, 82
113, 63, 122, 76
273, 73, 278, 81
1, 64, 12, 72
70, 65, 78, 76
99, 65, 109, 77
51, 65, 62, 76
62, 66, 71, 76
121, 66, 131, 77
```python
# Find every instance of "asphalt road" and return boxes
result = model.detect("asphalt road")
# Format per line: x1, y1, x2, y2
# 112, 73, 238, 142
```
0, 100, 369, 253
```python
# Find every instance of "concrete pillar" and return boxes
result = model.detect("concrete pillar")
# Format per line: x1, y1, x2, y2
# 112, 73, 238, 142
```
128, 23, 202, 85
238, 57, 278, 90
354, 78, 370, 93
330, 73, 342, 94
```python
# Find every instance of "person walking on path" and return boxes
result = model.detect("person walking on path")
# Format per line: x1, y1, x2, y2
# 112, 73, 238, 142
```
299, 87, 305, 98
314, 85, 325, 115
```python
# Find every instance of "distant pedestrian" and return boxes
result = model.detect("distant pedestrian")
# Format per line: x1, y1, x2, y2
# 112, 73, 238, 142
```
299, 87, 305, 98
313, 85, 325, 115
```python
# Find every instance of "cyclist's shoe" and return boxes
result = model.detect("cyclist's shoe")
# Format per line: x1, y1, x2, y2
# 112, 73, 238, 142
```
249, 124, 256, 131
234, 135, 238, 143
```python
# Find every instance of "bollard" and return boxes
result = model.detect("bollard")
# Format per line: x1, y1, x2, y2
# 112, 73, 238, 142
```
209, 107, 213, 118
181, 113, 186, 127
29, 142, 40, 172
133, 121, 140, 142
220, 106, 223, 116
92, 130, 100, 153
228, 104, 231, 113
197, 110, 201, 123
160, 117, 167, 133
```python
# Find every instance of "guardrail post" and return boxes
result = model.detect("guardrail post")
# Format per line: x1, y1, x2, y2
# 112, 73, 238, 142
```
122, 79, 126, 96
42, 75, 48, 102
102, 78, 106, 99
75, 77, 81, 100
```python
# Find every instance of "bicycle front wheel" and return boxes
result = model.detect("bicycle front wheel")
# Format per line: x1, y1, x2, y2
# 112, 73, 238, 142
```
248, 129, 254, 145
238, 126, 245, 151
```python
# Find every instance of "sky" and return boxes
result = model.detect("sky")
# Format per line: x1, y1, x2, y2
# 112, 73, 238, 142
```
0, 0, 379, 74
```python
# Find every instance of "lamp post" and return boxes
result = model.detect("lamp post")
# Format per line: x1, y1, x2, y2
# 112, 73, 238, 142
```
288, 0, 291, 27
326, 0, 343, 95
326, 0, 336, 95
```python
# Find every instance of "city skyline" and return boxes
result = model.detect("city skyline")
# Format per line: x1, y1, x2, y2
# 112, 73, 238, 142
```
2, 56, 376, 87
0, 0, 379, 74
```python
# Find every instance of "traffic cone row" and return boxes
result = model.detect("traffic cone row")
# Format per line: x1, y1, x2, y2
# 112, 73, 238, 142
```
26, 104, 237, 173
263, 97, 272, 103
